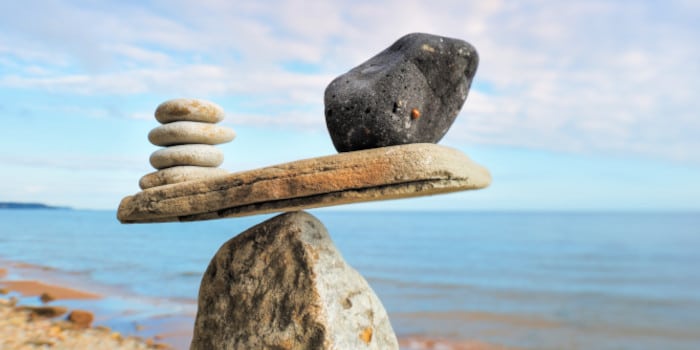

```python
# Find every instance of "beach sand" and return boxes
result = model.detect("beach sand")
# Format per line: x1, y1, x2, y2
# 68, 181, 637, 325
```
1, 263, 514, 350
0, 265, 173, 350
0, 299, 165, 349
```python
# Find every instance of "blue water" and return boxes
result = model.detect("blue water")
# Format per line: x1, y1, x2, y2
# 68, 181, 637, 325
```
1, 210, 699, 349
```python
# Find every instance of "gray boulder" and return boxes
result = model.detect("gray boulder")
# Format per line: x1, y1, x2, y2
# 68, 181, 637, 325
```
190, 211, 398, 350
324, 32, 478, 152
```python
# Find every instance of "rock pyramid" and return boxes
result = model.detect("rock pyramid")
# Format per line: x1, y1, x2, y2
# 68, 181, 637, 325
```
139, 98, 234, 190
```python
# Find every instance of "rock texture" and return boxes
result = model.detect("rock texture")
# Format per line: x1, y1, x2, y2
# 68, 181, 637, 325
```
149, 144, 224, 169
148, 121, 236, 146
155, 98, 225, 124
118, 143, 491, 223
190, 211, 398, 350
139, 166, 229, 190
325, 32, 478, 152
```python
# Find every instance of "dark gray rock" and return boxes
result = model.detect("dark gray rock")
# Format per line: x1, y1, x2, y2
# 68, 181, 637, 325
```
324, 32, 479, 152
190, 211, 398, 350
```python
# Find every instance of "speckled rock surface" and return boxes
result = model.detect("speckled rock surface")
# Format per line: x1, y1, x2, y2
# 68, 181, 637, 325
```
149, 144, 224, 169
324, 32, 478, 152
190, 211, 398, 350
155, 98, 225, 124
148, 121, 235, 146
139, 166, 229, 190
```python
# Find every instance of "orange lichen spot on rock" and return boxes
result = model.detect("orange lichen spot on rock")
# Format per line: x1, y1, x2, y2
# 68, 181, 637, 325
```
359, 327, 373, 344
411, 108, 421, 120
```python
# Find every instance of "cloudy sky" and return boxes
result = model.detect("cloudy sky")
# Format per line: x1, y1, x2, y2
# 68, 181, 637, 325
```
1, 0, 698, 210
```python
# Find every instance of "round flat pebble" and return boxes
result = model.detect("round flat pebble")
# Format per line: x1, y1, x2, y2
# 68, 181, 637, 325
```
155, 98, 225, 124
149, 144, 224, 169
139, 166, 230, 189
148, 121, 236, 146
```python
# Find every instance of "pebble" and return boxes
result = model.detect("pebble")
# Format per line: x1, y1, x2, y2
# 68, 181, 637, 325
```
139, 166, 229, 190
155, 98, 225, 124
40, 292, 55, 304
324, 32, 479, 152
148, 121, 235, 146
67, 310, 94, 328
138, 97, 233, 189
149, 144, 224, 169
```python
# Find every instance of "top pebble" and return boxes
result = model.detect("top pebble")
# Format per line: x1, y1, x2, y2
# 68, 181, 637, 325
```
155, 98, 225, 124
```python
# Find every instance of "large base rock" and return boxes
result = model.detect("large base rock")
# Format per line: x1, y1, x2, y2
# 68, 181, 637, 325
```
190, 211, 398, 350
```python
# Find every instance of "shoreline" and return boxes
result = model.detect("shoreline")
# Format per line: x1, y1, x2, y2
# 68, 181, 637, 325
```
0, 298, 166, 349
0, 263, 189, 349
1, 261, 515, 350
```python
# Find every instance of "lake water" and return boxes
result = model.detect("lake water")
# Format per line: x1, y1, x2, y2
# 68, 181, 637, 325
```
1, 210, 699, 349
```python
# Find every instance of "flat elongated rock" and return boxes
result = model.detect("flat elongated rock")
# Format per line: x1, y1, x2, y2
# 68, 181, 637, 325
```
118, 143, 491, 223
139, 166, 229, 190
148, 121, 235, 146
18, 306, 68, 318
149, 144, 224, 169
325, 32, 478, 152
155, 98, 225, 124
191, 211, 398, 350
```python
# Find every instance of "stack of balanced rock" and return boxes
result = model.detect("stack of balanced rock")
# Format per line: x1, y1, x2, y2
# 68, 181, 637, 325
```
139, 98, 235, 190
119, 33, 488, 350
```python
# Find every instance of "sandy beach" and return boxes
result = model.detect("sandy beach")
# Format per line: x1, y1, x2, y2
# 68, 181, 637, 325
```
0, 300, 165, 349
0, 262, 516, 350
0, 265, 173, 350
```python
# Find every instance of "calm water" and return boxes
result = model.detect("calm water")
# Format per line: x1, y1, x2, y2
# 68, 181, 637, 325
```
1, 210, 699, 349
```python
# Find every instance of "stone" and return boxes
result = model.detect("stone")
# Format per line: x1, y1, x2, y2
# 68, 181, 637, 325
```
324, 32, 479, 152
155, 98, 225, 124
118, 143, 491, 223
139, 166, 229, 190
19, 305, 68, 318
149, 144, 224, 170
190, 211, 398, 350
39, 292, 55, 304
148, 121, 235, 146
67, 310, 94, 328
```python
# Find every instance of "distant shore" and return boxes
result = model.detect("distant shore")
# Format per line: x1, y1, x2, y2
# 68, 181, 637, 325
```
0, 202, 71, 210
1, 261, 514, 350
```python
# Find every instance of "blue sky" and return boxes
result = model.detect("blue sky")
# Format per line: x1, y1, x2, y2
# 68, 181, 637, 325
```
1, 0, 699, 210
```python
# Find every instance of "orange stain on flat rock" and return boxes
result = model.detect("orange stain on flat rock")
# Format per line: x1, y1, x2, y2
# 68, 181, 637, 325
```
359, 327, 373, 344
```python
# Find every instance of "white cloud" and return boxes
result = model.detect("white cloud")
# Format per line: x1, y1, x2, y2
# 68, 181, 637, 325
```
0, 0, 698, 162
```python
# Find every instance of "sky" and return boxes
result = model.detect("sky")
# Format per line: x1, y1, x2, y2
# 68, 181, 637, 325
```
0, 0, 699, 211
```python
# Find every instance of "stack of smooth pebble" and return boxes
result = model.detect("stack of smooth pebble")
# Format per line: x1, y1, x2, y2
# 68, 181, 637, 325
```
139, 98, 235, 190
